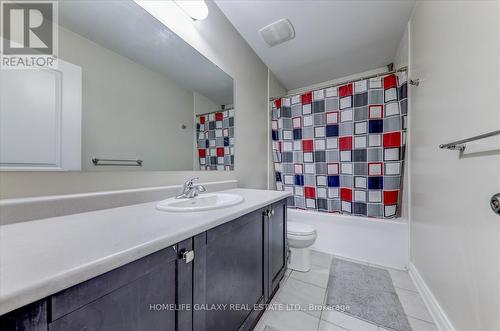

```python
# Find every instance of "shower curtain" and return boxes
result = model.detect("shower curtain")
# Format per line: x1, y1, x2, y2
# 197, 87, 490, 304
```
271, 71, 407, 219
196, 108, 235, 171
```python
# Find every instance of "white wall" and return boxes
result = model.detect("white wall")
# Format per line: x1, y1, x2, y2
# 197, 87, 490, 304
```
58, 27, 195, 172
409, 2, 500, 330
393, 23, 411, 222
0, 1, 270, 198
194, 92, 220, 115
393, 25, 409, 70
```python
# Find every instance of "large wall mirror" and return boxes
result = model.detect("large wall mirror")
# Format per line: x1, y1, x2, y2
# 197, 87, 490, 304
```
0, 0, 234, 171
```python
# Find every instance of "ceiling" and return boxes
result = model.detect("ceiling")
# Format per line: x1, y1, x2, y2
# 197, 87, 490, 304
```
215, 0, 414, 90
59, 0, 233, 105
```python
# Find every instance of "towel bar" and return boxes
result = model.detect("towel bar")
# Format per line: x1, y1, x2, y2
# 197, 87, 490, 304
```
439, 130, 500, 151
92, 158, 143, 166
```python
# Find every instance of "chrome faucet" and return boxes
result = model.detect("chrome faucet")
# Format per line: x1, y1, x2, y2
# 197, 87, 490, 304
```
176, 177, 206, 199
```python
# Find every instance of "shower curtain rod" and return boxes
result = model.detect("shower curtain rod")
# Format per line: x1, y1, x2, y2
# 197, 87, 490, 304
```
195, 106, 234, 117
269, 66, 408, 102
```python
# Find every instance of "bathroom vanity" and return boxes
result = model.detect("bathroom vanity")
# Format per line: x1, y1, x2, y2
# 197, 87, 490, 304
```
0, 189, 289, 331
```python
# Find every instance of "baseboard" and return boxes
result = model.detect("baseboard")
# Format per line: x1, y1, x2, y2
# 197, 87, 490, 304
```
408, 262, 456, 331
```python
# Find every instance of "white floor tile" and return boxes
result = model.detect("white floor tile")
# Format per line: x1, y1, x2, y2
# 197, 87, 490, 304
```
311, 250, 334, 268
253, 309, 320, 331
321, 310, 378, 331
318, 319, 349, 331
395, 288, 433, 323
407, 316, 439, 331
280, 272, 289, 287
274, 277, 326, 318
290, 264, 330, 288
387, 269, 417, 292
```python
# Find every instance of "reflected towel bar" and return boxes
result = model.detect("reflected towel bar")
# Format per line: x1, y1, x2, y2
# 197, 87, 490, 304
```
92, 158, 143, 166
439, 130, 500, 151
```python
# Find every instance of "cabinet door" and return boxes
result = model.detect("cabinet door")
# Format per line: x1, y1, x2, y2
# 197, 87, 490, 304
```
194, 209, 265, 331
49, 256, 177, 331
0, 300, 47, 331
269, 200, 287, 296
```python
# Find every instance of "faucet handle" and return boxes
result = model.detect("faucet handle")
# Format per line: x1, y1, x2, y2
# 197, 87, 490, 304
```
184, 177, 199, 187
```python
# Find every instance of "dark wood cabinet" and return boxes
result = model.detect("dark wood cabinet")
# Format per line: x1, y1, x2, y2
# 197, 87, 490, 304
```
0, 300, 47, 331
193, 209, 265, 331
0, 199, 287, 331
49, 245, 179, 331
268, 200, 288, 297
49, 262, 176, 331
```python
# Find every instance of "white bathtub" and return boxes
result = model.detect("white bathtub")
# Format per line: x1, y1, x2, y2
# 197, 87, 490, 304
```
287, 208, 409, 270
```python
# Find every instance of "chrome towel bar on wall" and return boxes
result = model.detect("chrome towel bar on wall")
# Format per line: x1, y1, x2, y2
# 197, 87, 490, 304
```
92, 158, 143, 166
439, 130, 500, 151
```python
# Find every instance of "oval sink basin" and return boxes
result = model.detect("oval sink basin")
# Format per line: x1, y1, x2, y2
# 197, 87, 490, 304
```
156, 193, 244, 212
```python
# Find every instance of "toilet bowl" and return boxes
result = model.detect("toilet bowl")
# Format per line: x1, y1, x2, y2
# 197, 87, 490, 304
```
287, 221, 317, 272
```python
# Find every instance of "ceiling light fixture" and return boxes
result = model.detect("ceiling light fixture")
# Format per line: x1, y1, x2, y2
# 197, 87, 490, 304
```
173, 0, 209, 21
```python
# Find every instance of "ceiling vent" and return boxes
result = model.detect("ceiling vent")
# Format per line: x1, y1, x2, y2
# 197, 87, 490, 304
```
259, 18, 295, 47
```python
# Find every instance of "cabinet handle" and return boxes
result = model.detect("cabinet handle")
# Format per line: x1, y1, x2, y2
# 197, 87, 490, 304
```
182, 250, 195, 263
263, 209, 274, 217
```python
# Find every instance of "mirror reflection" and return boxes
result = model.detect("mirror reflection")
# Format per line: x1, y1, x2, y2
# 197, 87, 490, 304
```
0, 0, 234, 171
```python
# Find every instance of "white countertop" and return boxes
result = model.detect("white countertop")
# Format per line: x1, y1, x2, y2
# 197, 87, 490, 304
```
0, 188, 290, 315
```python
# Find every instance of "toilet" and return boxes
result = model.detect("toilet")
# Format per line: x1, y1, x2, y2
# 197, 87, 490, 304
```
287, 221, 317, 272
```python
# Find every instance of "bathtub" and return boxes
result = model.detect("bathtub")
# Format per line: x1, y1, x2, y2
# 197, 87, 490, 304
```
287, 208, 409, 270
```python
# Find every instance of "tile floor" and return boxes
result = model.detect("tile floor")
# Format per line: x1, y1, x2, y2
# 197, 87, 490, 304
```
254, 251, 438, 331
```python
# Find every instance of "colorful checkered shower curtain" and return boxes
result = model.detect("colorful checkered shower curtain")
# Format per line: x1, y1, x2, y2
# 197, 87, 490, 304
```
196, 108, 235, 171
271, 71, 407, 219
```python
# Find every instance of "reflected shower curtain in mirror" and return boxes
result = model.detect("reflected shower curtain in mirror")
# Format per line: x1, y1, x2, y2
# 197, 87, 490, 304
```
196, 108, 235, 171
271, 71, 407, 219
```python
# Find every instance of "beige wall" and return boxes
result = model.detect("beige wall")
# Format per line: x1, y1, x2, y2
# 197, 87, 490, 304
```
57, 27, 195, 172
409, 1, 500, 330
0, 1, 270, 198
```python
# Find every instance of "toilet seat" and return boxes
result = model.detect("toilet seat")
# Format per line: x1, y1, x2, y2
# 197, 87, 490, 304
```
287, 221, 316, 236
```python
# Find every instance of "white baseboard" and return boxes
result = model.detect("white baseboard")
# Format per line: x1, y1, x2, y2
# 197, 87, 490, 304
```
408, 262, 456, 331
